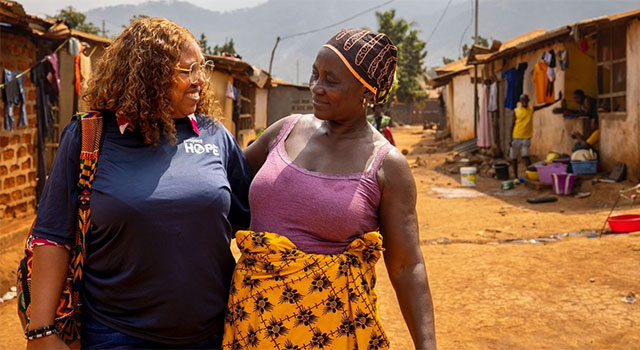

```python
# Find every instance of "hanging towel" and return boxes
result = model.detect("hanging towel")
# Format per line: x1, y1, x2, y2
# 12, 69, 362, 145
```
477, 84, 494, 148
488, 82, 498, 112
226, 81, 235, 99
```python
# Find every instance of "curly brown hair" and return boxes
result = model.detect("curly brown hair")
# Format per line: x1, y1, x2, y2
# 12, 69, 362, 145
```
83, 17, 219, 145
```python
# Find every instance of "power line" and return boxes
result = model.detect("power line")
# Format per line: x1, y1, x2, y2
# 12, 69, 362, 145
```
458, 0, 474, 58
280, 0, 395, 40
269, 0, 395, 74
425, 0, 453, 46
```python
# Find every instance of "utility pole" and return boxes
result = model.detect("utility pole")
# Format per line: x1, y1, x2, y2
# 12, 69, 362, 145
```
473, 0, 479, 139
101, 20, 106, 38
296, 60, 299, 84
268, 37, 281, 76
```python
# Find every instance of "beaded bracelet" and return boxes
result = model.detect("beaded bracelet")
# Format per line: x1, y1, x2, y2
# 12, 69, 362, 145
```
25, 324, 58, 340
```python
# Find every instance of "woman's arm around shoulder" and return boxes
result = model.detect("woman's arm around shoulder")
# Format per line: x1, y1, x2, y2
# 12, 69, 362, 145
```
378, 147, 436, 350
243, 116, 295, 174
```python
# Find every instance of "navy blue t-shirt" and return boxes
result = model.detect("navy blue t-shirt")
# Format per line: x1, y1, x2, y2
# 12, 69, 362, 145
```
32, 111, 252, 344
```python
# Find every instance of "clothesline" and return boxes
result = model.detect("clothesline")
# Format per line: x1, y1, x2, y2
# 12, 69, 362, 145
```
0, 37, 70, 90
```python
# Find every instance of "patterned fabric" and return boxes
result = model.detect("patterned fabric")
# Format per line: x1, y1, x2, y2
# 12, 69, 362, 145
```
17, 111, 103, 349
29, 236, 71, 251
323, 29, 397, 105
222, 231, 389, 350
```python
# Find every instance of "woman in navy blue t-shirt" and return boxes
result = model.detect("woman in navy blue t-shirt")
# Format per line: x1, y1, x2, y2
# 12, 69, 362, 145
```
26, 18, 251, 349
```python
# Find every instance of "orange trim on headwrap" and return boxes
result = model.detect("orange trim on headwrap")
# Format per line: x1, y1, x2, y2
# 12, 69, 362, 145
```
322, 44, 378, 97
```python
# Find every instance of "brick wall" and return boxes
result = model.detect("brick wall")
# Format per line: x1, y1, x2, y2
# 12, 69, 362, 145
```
0, 31, 38, 220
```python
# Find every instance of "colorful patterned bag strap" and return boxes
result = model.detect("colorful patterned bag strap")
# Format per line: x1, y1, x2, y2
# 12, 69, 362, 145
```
70, 111, 103, 290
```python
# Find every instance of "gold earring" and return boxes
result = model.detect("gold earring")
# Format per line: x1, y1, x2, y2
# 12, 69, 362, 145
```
362, 98, 367, 109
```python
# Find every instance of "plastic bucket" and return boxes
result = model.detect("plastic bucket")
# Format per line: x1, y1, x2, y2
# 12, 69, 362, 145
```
492, 162, 510, 180
551, 173, 575, 195
535, 162, 567, 184
460, 167, 477, 187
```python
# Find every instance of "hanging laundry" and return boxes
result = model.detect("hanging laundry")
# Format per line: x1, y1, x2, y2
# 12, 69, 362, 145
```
80, 51, 92, 92
532, 61, 555, 104
477, 84, 494, 148
68, 37, 81, 56
580, 39, 589, 54
557, 50, 569, 70
30, 63, 56, 138
543, 50, 556, 83
501, 68, 517, 110
547, 66, 555, 83
547, 50, 556, 68
226, 81, 235, 99
31, 62, 57, 199
46, 53, 60, 94
488, 81, 498, 112
3, 69, 27, 130
74, 44, 85, 96
515, 62, 528, 104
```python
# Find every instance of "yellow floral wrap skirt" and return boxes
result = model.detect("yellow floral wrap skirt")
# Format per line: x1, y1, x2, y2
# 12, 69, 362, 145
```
222, 231, 390, 350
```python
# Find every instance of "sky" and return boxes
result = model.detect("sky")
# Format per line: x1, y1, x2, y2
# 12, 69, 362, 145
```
19, 0, 267, 17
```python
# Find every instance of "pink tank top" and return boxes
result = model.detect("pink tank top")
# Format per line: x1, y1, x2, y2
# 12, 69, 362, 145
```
249, 115, 393, 254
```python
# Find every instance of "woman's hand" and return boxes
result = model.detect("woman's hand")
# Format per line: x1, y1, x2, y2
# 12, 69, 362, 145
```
27, 335, 70, 350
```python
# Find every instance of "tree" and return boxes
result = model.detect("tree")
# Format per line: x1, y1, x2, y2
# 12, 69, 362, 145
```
442, 57, 455, 65
442, 35, 490, 64
376, 10, 428, 104
123, 14, 149, 28
199, 33, 213, 55
50, 6, 100, 36
212, 38, 237, 56
461, 35, 489, 57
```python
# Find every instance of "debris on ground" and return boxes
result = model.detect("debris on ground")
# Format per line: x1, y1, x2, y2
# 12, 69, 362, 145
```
526, 196, 558, 204
430, 186, 486, 199
575, 192, 591, 198
1, 286, 17, 303
621, 292, 636, 304
411, 156, 428, 168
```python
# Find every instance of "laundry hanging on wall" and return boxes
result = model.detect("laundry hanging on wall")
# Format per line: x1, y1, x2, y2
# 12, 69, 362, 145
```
3, 69, 28, 130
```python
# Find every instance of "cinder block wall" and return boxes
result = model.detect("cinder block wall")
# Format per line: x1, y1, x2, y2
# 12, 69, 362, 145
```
0, 31, 38, 220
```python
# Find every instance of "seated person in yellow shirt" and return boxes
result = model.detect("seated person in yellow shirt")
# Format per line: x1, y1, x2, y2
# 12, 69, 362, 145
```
510, 93, 561, 178
571, 117, 599, 157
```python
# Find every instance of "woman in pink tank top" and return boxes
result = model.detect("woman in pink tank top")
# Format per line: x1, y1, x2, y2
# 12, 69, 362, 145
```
222, 30, 436, 350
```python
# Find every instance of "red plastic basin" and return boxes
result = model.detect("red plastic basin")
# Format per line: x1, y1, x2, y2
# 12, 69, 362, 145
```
608, 214, 640, 233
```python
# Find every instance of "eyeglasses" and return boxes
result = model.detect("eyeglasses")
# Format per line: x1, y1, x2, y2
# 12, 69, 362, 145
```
176, 60, 215, 84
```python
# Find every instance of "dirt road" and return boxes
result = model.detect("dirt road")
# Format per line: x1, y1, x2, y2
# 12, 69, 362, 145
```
376, 126, 640, 350
1, 126, 638, 349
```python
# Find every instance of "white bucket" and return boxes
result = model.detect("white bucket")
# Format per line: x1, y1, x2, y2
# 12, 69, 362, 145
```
460, 167, 477, 187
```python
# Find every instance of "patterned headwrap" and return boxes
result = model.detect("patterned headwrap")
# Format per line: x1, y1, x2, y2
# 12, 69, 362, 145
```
323, 29, 398, 105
